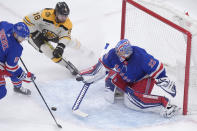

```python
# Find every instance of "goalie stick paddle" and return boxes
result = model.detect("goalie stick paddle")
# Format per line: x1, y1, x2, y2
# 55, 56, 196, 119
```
72, 43, 110, 117
72, 83, 91, 117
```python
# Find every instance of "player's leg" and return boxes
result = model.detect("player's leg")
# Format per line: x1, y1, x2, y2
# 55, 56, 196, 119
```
28, 34, 78, 75
104, 70, 126, 103
0, 65, 10, 99
29, 31, 64, 64
0, 76, 7, 99
10, 76, 31, 95
40, 42, 78, 75
156, 77, 176, 97
28, 31, 45, 53
124, 78, 179, 118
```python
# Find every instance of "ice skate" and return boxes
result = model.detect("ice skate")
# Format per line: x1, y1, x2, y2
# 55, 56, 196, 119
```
161, 104, 180, 118
13, 87, 31, 95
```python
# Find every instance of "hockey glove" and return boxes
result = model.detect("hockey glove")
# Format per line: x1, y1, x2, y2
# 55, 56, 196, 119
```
18, 71, 36, 83
76, 74, 93, 84
53, 43, 65, 58
76, 74, 84, 81
156, 77, 176, 97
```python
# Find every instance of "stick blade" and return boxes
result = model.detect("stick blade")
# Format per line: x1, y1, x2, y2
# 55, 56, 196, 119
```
57, 124, 62, 128
72, 110, 88, 117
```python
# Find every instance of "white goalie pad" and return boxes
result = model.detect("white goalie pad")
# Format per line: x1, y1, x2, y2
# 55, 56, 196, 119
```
123, 92, 163, 114
104, 86, 117, 104
104, 86, 124, 104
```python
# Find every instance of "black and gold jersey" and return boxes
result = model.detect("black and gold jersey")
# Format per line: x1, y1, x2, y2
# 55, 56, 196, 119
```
23, 8, 72, 45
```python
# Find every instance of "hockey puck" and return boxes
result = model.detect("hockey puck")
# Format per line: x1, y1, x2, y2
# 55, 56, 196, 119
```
51, 107, 57, 111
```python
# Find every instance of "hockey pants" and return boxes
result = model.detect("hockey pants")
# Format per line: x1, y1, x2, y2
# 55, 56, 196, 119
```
0, 66, 23, 99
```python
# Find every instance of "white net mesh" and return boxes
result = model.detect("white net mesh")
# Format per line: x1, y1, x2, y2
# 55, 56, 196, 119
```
123, 0, 197, 114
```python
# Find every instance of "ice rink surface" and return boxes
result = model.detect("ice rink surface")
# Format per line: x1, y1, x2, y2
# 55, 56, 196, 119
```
0, 0, 197, 131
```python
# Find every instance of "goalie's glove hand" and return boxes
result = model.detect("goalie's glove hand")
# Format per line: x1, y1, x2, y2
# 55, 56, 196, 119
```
18, 71, 36, 83
53, 43, 65, 58
76, 74, 84, 81
156, 77, 176, 97
76, 74, 94, 84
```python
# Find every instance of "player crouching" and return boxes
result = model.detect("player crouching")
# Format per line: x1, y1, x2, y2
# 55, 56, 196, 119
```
76, 39, 179, 118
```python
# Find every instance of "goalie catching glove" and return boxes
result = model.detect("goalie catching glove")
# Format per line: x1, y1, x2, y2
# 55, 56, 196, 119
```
53, 43, 65, 58
76, 61, 108, 84
18, 71, 36, 83
156, 77, 176, 97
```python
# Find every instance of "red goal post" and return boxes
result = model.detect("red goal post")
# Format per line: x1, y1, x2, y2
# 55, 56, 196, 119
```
120, 0, 197, 115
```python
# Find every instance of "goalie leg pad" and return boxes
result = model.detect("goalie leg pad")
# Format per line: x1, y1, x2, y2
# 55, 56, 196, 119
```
156, 77, 176, 97
124, 86, 169, 113
104, 70, 126, 103
104, 71, 117, 103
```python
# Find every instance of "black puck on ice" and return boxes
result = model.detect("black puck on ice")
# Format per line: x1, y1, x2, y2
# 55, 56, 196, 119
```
51, 107, 57, 111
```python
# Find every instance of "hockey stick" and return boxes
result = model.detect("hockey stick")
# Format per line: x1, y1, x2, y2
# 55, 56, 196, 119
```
43, 41, 79, 76
72, 83, 91, 117
72, 43, 110, 117
20, 58, 62, 128
61, 58, 79, 75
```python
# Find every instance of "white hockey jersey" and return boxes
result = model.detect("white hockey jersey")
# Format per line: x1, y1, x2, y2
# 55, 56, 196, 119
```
23, 8, 72, 46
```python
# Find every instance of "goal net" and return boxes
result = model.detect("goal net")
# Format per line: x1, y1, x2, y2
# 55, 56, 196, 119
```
121, 0, 197, 115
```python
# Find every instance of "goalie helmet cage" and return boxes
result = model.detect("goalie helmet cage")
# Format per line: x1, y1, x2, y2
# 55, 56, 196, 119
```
120, 0, 197, 115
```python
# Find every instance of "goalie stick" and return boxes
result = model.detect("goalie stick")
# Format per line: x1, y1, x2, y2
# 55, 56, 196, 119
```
72, 83, 91, 117
72, 43, 110, 117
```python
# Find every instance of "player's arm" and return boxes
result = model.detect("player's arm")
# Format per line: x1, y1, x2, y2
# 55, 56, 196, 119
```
76, 49, 115, 84
6, 50, 35, 83
5, 54, 23, 79
76, 59, 108, 84
144, 56, 166, 79
52, 19, 72, 58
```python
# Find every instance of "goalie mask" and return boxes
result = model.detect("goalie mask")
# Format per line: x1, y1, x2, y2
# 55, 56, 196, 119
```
115, 39, 133, 62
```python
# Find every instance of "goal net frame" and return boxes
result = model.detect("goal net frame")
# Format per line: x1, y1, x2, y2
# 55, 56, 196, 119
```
120, 0, 193, 115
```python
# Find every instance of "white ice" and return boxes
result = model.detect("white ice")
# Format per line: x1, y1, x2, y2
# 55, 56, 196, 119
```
0, 0, 197, 131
